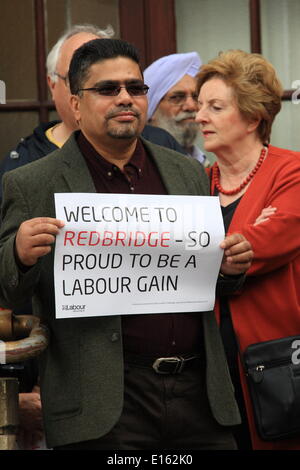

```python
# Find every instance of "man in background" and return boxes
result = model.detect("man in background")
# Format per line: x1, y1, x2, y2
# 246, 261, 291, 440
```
1, 25, 112, 182
0, 26, 185, 204
144, 52, 208, 166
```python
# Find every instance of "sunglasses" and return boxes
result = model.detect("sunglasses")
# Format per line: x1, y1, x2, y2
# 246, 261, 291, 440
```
77, 81, 149, 97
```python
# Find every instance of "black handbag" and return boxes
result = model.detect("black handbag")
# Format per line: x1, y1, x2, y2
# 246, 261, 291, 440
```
243, 335, 300, 441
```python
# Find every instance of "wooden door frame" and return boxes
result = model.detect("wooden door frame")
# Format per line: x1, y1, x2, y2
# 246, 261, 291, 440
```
119, 0, 177, 70
0, 0, 54, 117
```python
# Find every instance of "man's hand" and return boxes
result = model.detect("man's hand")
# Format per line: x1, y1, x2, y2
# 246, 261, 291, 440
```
15, 217, 65, 266
220, 233, 253, 276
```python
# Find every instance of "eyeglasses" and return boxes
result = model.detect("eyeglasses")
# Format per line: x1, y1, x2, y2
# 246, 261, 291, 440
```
54, 72, 68, 83
163, 92, 198, 106
77, 82, 149, 96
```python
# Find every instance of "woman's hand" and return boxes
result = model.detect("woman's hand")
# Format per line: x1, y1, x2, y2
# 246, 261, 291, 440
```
220, 233, 253, 276
254, 206, 277, 226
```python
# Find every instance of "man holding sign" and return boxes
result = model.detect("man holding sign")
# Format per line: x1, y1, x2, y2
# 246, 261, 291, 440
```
0, 39, 252, 450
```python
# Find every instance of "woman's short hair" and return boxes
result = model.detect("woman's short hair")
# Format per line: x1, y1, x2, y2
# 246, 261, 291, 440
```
196, 50, 283, 144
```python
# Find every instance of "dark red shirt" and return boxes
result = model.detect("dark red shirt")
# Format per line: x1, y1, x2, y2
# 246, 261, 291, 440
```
77, 132, 204, 355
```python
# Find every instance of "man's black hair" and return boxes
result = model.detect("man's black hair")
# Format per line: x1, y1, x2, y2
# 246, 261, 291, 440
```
68, 38, 141, 95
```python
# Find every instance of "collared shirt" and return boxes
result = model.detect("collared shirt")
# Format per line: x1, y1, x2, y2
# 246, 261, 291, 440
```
78, 131, 166, 195
189, 145, 210, 167
77, 132, 204, 355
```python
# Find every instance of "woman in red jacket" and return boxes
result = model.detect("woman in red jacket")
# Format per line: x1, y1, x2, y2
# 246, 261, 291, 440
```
196, 49, 300, 450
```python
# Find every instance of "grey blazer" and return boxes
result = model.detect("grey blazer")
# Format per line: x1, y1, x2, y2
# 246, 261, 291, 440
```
0, 134, 240, 448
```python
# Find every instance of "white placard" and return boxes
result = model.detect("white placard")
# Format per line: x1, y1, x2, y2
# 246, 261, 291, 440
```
54, 193, 224, 319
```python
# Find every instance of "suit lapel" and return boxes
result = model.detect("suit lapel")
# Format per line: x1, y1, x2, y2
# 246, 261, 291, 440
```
141, 138, 191, 195
60, 133, 96, 194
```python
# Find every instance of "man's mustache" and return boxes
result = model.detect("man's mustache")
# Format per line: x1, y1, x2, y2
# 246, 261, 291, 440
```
174, 111, 197, 123
106, 107, 141, 119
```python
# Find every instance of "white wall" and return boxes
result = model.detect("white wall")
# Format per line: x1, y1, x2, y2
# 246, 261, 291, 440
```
261, 0, 300, 89
261, 0, 300, 150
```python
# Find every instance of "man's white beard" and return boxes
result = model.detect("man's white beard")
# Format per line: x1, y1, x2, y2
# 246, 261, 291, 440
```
153, 109, 199, 150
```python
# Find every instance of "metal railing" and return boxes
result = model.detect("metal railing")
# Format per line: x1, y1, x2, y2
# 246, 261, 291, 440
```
0, 309, 49, 450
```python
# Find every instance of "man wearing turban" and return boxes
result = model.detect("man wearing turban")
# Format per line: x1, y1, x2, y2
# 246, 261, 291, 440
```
144, 52, 208, 166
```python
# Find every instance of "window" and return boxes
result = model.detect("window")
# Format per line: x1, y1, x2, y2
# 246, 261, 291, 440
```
175, 0, 300, 153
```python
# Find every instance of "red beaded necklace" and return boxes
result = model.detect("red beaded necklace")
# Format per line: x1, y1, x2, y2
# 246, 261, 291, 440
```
213, 147, 267, 196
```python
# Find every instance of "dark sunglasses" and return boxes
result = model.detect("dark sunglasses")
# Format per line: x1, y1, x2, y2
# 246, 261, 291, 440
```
77, 82, 149, 96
